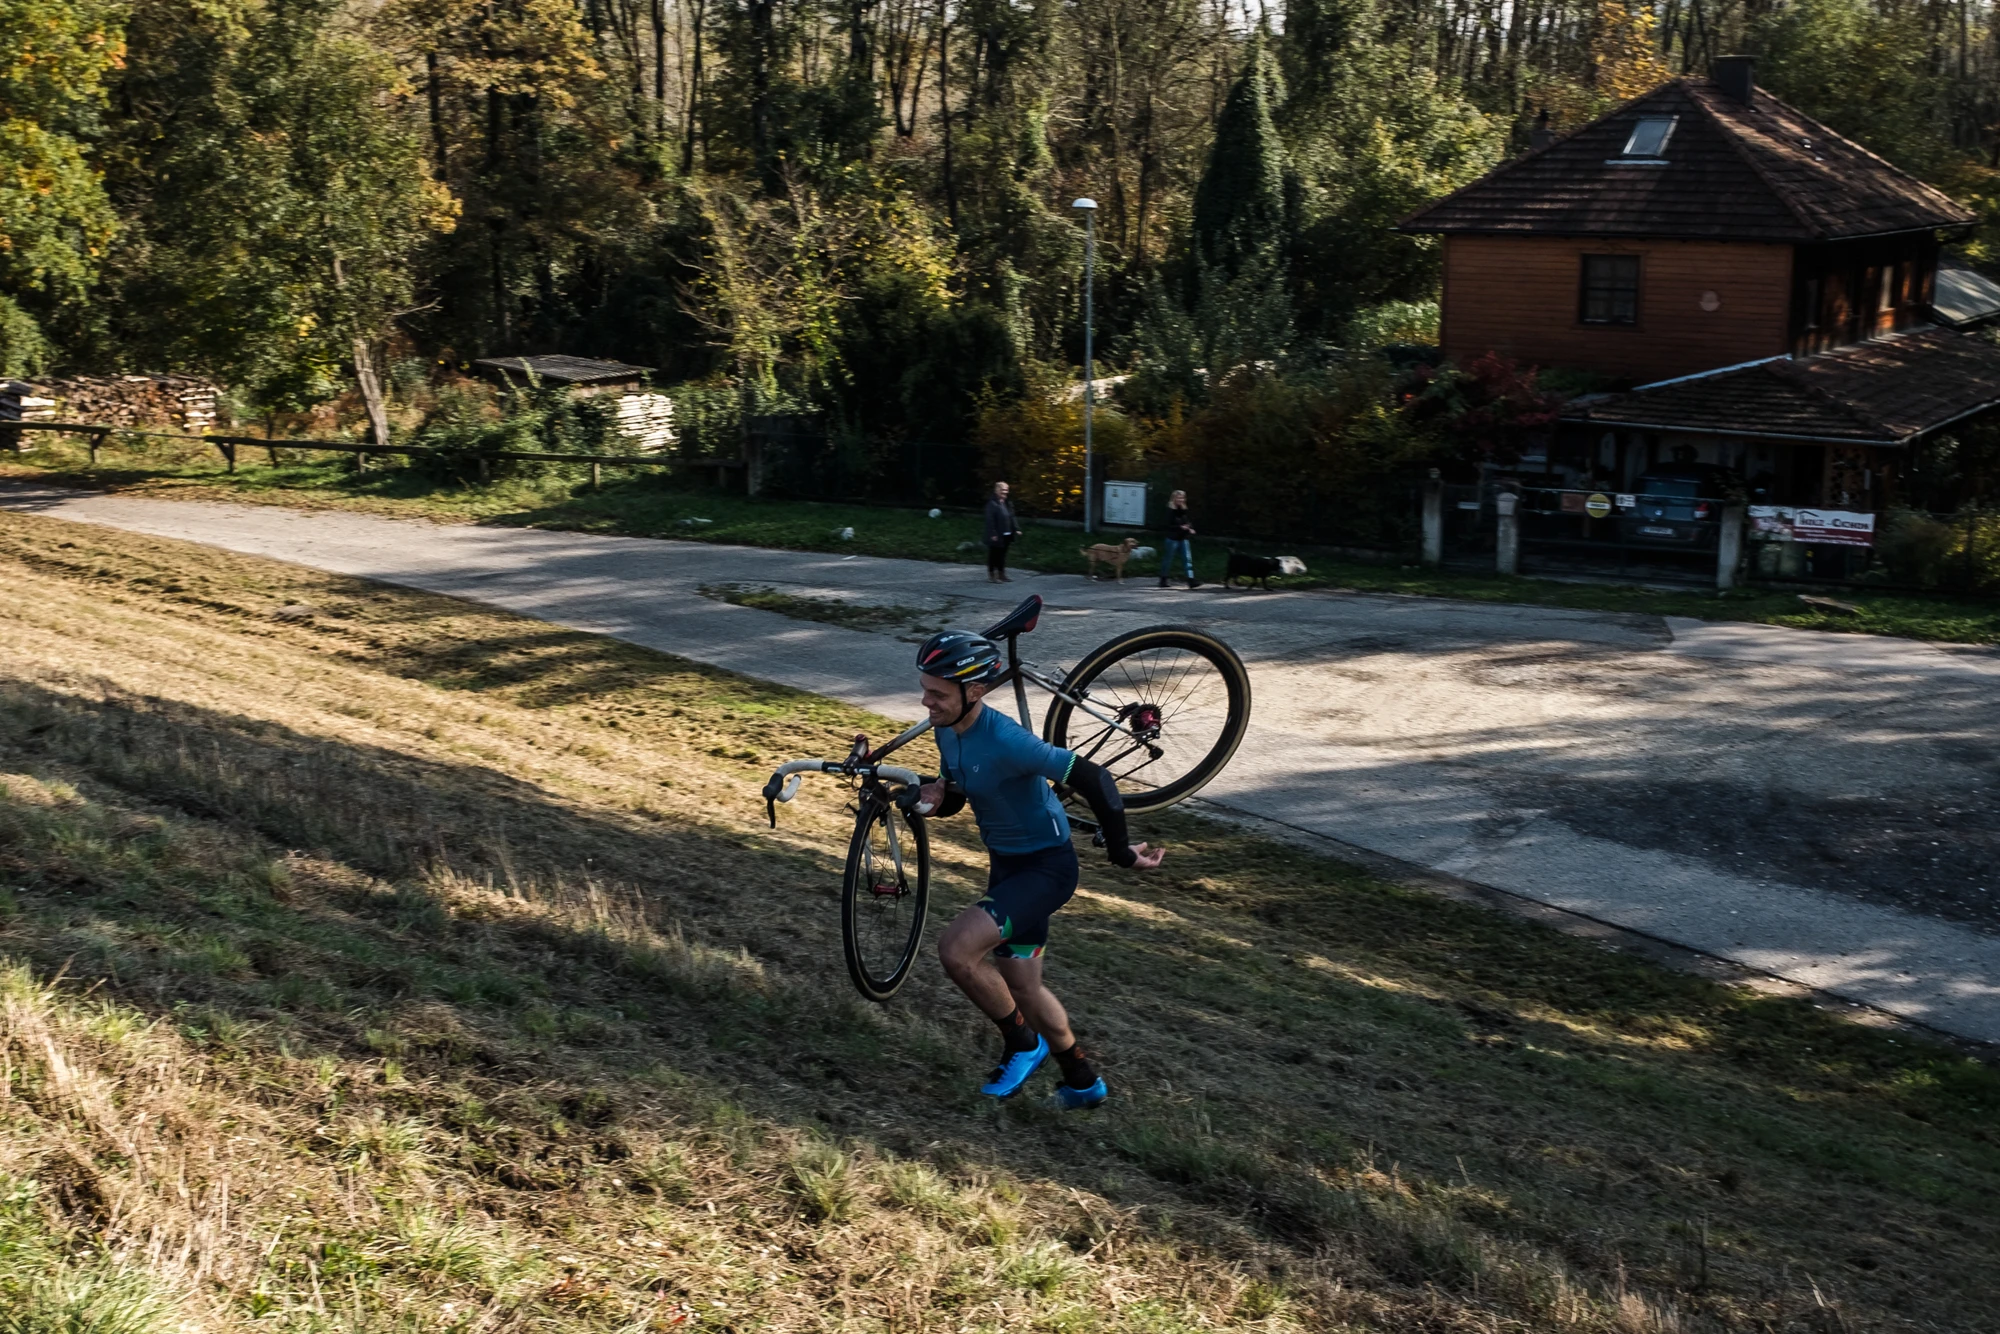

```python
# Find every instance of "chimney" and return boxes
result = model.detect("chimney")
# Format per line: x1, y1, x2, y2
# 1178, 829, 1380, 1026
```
1712, 55, 1755, 106
1529, 107, 1554, 152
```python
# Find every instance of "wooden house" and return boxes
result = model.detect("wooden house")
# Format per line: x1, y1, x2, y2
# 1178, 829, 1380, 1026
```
1399, 58, 2000, 512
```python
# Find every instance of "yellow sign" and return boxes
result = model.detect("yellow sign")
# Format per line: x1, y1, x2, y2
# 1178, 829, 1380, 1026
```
1585, 492, 1612, 519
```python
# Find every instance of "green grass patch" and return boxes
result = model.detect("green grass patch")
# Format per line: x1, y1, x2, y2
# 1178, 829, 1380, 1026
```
11, 441, 1999, 644
699, 581, 947, 633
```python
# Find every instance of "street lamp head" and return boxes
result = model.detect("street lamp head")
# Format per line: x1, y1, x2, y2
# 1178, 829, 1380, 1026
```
1071, 198, 1098, 211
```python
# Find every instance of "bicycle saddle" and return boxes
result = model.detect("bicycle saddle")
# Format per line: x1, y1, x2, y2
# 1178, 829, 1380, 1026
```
982, 594, 1042, 640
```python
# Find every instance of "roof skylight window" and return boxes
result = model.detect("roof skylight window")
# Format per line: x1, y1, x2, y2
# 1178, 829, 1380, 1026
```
1619, 116, 1677, 159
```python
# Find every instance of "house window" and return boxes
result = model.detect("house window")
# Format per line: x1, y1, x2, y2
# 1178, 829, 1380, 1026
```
1619, 116, 1677, 158
1802, 277, 1821, 329
1580, 255, 1641, 325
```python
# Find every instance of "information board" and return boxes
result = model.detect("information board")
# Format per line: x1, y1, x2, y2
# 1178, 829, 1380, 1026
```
1102, 480, 1148, 527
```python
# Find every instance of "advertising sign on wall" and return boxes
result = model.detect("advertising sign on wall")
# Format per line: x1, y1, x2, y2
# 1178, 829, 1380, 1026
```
1747, 506, 1876, 547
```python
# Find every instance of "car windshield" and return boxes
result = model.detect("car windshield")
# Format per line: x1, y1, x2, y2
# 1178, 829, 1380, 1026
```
1639, 478, 1699, 498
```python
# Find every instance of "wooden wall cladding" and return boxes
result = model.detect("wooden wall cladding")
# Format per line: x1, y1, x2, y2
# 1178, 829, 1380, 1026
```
1441, 235, 1793, 382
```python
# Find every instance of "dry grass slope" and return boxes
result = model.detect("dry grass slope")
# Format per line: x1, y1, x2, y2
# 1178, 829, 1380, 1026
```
0, 510, 1993, 1332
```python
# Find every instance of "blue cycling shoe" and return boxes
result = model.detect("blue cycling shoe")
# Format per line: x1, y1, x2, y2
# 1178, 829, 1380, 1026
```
1051, 1078, 1109, 1110
980, 1034, 1049, 1098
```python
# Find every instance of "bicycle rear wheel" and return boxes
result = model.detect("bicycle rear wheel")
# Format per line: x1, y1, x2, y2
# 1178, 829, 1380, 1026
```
841, 795, 930, 1001
1042, 626, 1251, 813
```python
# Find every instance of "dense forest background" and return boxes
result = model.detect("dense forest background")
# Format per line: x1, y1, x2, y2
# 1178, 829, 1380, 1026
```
5, 0, 1999, 493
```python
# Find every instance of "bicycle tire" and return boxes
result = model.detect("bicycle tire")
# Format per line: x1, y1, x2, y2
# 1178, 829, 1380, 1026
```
1041, 625, 1251, 813
840, 794, 931, 1001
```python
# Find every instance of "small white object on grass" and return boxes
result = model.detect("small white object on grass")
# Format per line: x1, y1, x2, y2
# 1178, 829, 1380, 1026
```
928, 508, 942, 519
836, 526, 855, 541
677, 517, 713, 527
955, 540, 979, 552
1130, 546, 1156, 562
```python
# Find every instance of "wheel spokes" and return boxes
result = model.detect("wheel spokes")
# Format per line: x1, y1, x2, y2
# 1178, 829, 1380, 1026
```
852, 810, 917, 980
1066, 647, 1235, 795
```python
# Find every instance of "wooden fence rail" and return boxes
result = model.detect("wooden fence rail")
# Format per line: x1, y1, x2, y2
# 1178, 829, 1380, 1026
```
0, 418, 744, 486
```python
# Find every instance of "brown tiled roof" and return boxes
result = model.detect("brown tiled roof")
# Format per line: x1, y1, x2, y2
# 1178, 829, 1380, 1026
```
1402, 79, 1974, 242
1560, 327, 2000, 443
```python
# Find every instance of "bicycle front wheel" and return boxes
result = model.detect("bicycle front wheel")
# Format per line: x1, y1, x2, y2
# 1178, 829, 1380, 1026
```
1042, 626, 1251, 813
841, 795, 931, 1002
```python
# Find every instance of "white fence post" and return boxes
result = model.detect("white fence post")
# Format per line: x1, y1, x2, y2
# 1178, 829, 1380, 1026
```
1717, 503, 1745, 591
1495, 489, 1520, 576
1422, 470, 1444, 566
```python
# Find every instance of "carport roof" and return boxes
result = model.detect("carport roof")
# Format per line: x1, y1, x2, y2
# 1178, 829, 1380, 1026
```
473, 355, 653, 385
1559, 326, 2000, 445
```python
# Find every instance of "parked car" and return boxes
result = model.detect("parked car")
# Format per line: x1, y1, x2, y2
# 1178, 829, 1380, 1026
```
1620, 465, 1741, 550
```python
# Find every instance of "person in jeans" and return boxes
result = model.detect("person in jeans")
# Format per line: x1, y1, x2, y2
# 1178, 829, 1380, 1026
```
984, 481, 1021, 582
1160, 489, 1199, 588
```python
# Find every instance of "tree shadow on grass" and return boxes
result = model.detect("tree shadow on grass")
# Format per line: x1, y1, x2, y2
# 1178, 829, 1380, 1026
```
0, 673, 1998, 1328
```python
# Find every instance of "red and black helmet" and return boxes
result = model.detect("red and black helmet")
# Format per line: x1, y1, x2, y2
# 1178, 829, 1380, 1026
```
915, 631, 1004, 684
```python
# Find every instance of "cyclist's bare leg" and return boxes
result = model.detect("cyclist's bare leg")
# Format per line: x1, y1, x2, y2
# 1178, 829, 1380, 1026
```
994, 955, 1075, 1052
937, 906, 1013, 1019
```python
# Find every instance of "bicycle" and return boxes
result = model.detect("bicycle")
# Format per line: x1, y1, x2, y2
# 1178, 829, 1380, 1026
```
760, 594, 1251, 1001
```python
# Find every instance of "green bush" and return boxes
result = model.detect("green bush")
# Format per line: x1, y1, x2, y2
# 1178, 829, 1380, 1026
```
1875, 508, 1959, 586
1876, 507, 2000, 592
405, 381, 628, 482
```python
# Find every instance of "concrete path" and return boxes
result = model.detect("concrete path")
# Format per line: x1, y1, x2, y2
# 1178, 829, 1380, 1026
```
5, 484, 1998, 1044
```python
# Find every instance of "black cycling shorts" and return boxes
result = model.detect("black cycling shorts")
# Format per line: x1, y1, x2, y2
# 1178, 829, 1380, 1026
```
979, 842, 1080, 960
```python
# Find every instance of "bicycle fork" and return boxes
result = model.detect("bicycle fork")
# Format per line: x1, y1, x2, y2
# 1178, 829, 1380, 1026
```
880, 804, 907, 895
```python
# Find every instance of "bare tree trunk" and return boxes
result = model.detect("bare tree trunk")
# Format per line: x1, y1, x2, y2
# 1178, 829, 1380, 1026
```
331, 249, 392, 461
682, 0, 708, 174
652, 0, 668, 135
427, 52, 448, 178
938, 0, 956, 228
354, 337, 392, 452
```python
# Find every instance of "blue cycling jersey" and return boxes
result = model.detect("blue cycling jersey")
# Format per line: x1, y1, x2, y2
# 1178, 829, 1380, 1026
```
934, 705, 1077, 854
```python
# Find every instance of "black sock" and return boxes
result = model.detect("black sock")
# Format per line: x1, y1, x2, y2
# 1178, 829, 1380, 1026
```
1052, 1042, 1098, 1089
994, 1007, 1038, 1054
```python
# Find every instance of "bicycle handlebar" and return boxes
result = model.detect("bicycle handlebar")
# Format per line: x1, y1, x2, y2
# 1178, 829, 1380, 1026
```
760, 759, 926, 827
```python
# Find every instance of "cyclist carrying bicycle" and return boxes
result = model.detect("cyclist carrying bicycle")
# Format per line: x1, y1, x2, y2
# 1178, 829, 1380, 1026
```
906, 629, 1164, 1108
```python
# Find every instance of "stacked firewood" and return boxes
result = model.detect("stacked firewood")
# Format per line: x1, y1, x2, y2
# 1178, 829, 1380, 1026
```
0, 382, 57, 422
612, 392, 676, 452
17, 374, 221, 431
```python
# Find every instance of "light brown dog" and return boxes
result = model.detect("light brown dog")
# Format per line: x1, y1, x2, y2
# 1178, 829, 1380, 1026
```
1081, 537, 1140, 582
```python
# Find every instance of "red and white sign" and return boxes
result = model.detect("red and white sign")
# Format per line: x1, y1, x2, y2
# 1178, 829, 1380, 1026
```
1747, 506, 1876, 547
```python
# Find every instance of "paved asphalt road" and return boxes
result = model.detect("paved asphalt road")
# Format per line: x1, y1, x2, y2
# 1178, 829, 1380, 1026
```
5, 484, 1999, 1043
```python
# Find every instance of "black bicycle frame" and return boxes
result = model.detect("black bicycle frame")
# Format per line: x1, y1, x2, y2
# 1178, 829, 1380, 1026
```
857, 632, 1159, 841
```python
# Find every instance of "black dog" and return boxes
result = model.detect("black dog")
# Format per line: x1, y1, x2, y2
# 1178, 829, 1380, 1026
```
1223, 551, 1309, 590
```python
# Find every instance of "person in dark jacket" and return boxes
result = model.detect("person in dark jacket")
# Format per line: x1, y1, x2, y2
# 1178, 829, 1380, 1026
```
1160, 489, 1199, 588
984, 481, 1022, 582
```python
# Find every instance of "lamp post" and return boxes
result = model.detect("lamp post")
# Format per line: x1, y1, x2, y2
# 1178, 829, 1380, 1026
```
1072, 197, 1097, 534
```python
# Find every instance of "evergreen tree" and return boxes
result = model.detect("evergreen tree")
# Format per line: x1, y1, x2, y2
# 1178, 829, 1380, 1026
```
1189, 35, 1289, 279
